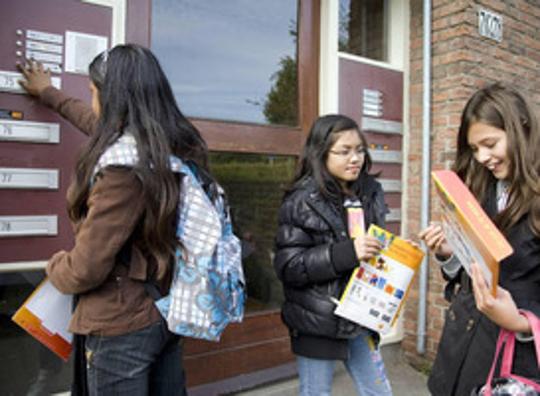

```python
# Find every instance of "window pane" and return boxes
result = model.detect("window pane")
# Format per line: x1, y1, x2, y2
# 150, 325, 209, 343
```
151, 0, 299, 126
0, 271, 72, 394
339, 0, 389, 62
209, 153, 296, 311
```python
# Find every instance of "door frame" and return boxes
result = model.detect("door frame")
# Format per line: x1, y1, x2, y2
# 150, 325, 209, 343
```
143, 0, 322, 389
319, 0, 410, 344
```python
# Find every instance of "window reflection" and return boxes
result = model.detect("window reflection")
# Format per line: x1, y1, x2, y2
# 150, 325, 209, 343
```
151, 0, 299, 126
209, 153, 296, 311
0, 271, 72, 395
339, 0, 389, 62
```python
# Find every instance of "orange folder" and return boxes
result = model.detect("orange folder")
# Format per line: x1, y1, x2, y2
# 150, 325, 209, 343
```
12, 279, 72, 361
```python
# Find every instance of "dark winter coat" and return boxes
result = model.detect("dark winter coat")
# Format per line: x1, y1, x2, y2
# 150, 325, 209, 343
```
274, 175, 387, 360
428, 183, 540, 395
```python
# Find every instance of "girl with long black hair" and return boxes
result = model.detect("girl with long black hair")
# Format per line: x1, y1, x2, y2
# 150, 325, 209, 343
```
274, 114, 392, 396
18, 44, 206, 395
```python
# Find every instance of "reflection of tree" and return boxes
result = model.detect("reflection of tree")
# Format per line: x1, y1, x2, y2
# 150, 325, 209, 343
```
261, 19, 298, 127
338, 0, 351, 51
262, 56, 297, 126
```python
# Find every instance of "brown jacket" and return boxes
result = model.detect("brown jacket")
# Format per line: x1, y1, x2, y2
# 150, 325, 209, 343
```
41, 86, 167, 336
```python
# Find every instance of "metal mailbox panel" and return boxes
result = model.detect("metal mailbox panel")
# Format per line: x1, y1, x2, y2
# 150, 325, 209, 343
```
0, 0, 111, 266
0, 167, 59, 189
339, 57, 404, 234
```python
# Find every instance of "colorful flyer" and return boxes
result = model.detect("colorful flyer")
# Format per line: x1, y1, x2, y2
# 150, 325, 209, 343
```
335, 225, 424, 334
12, 279, 72, 361
432, 170, 513, 295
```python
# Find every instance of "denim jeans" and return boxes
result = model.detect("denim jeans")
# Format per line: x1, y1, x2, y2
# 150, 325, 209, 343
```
85, 319, 186, 395
297, 329, 393, 396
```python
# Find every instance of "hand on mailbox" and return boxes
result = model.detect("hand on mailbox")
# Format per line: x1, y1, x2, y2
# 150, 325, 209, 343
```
17, 59, 53, 97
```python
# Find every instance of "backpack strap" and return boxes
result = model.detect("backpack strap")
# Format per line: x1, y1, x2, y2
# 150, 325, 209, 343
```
92, 133, 139, 181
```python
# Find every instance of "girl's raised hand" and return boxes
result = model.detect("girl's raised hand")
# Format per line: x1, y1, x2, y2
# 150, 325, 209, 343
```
418, 222, 453, 259
17, 59, 52, 97
353, 235, 383, 261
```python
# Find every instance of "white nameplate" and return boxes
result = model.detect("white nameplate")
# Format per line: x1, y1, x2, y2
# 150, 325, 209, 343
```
26, 40, 63, 54
0, 70, 61, 94
42, 63, 63, 74
371, 149, 402, 164
0, 120, 60, 143
363, 108, 383, 118
386, 208, 402, 223
362, 117, 402, 135
363, 102, 383, 112
379, 179, 402, 193
0, 168, 59, 189
363, 89, 382, 99
26, 50, 63, 65
0, 215, 58, 237
26, 30, 63, 44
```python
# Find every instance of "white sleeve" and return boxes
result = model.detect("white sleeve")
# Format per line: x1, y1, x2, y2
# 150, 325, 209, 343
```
435, 254, 462, 279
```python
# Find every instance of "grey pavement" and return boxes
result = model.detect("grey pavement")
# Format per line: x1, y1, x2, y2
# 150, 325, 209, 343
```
232, 343, 430, 396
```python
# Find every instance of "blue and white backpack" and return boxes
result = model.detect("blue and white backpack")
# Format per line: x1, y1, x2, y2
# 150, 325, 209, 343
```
95, 134, 245, 341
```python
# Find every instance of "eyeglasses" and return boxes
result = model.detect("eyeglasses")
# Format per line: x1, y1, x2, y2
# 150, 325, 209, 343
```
328, 148, 367, 159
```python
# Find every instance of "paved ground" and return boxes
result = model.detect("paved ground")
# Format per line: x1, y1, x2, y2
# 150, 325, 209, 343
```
232, 344, 430, 396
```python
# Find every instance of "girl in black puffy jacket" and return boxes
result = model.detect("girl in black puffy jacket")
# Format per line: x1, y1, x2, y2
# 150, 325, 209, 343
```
274, 114, 392, 396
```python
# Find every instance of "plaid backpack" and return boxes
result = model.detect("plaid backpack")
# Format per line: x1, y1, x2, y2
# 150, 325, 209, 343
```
95, 134, 245, 341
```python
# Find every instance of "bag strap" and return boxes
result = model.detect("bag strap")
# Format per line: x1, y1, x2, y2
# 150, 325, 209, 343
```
484, 310, 540, 395
501, 310, 540, 375
483, 329, 511, 396
500, 328, 516, 376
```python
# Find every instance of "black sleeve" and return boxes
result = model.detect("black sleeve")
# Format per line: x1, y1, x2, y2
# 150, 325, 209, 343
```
274, 198, 358, 288
373, 182, 389, 228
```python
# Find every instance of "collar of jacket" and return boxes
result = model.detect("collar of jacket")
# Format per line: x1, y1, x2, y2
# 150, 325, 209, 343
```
305, 183, 347, 239
482, 181, 498, 218
300, 176, 381, 239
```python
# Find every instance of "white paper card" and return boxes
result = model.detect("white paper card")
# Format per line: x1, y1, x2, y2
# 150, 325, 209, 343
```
65, 31, 108, 75
25, 280, 72, 342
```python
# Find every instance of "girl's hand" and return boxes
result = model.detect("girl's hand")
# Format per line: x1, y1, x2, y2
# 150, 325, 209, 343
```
418, 222, 453, 259
17, 59, 52, 97
470, 262, 531, 333
353, 235, 383, 261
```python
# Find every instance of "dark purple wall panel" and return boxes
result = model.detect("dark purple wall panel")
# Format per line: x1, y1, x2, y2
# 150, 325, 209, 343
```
0, 0, 112, 265
338, 57, 404, 234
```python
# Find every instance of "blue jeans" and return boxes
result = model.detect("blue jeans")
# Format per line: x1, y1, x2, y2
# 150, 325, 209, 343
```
297, 330, 392, 396
85, 320, 186, 395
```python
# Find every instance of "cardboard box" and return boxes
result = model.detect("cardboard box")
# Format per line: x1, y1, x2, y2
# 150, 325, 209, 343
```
432, 170, 513, 295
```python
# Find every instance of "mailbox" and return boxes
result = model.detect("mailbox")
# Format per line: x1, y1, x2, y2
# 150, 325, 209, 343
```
0, 1, 116, 393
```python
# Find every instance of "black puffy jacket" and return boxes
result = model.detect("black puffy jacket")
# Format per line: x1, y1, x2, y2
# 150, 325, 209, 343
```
274, 175, 387, 360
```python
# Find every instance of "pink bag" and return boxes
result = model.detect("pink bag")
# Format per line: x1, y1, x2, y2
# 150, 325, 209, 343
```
477, 310, 540, 396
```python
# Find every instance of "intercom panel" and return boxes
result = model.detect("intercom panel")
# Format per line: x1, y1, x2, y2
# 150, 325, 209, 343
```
0, 0, 112, 266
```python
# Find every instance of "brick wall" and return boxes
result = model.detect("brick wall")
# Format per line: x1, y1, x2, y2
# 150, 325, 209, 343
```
403, 0, 540, 368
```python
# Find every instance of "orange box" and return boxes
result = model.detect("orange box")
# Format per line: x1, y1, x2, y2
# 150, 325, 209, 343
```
432, 170, 513, 295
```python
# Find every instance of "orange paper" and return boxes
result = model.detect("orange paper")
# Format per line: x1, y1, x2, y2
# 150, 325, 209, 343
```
335, 225, 424, 334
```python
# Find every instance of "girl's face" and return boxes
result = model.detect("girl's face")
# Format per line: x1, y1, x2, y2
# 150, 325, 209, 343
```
325, 129, 365, 189
89, 82, 101, 116
467, 122, 510, 180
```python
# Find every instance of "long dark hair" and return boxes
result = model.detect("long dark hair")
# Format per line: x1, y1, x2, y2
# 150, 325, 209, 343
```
67, 44, 208, 277
290, 114, 374, 200
454, 82, 540, 235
